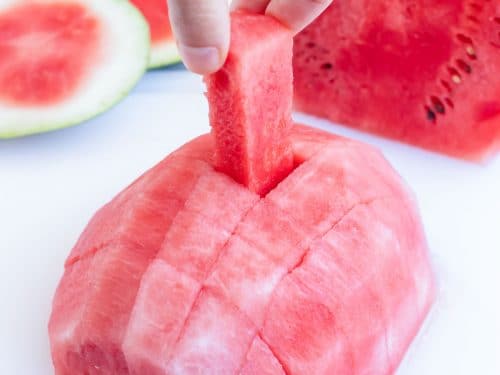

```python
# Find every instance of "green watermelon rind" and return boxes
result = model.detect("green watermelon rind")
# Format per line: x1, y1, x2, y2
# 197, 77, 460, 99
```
0, 0, 150, 139
148, 40, 182, 69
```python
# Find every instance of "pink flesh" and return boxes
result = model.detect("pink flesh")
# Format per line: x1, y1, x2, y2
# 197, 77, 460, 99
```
129, 0, 173, 44
261, 197, 435, 374
165, 288, 257, 374
50, 243, 152, 374
205, 13, 294, 195
239, 336, 286, 375
0, 3, 101, 106
49, 136, 213, 375
123, 171, 258, 374
67, 136, 213, 265
204, 135, 406, 328
49, 126, 435, 375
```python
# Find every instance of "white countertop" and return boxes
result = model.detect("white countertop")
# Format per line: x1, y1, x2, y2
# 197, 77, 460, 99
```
0, 67, 499, 375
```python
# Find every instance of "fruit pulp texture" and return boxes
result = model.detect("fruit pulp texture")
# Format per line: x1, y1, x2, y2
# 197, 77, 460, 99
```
293, 0, 500, 160
205, 13, 294, 195
0, 2, 101, 106
129, 0, 172, 43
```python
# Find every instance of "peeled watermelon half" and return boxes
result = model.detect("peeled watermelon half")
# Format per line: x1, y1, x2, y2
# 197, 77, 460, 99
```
49, 13, 436, 375
294, 0, 500, 160
0, 0, 149, 138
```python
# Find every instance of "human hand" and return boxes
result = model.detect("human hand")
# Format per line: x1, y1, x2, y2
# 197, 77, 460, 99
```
167, 0, 333, 74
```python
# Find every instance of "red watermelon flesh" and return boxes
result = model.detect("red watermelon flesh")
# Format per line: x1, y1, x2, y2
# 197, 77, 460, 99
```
129, 0, 171, 44
49, 126, 435, 374
0, 0, 149, 138
205, 12, 294, 196
129, 0, 180, 68
0, 2, 100, 106
294, 0, 500, 160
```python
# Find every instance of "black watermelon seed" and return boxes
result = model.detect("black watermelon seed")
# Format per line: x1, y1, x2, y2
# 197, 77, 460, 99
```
441, 80, 452, 93
321, 62, 333, 70
425, 106, 437, 122
457, 59, 472, 74
457, 33, 473, 44
469, 3, 482, 11
467, 15, 480, 23
431, 96, 446, 114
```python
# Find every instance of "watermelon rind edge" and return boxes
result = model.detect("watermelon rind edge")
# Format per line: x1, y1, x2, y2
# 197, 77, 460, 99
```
0, 0, 150, 139
148, 40, 182, 69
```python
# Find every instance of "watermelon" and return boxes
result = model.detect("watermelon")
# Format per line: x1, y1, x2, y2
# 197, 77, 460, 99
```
129, 0, 181, 68
0, 0, 149, 138
49, 13, 435, 375
205, 12, 294, 195
294, 0, 500, 160
49, 127, 435, 375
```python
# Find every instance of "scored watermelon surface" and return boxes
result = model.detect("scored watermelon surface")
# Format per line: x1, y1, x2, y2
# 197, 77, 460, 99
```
49, 126, 436, 375
129, 0, 181, 68
0, 0, 149, 138
294, 0, 500, 160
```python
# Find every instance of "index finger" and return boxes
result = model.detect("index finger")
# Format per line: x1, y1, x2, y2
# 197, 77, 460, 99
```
167, 0, 230, 74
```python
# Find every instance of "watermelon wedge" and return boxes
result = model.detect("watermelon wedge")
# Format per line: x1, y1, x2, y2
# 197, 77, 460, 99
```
49, 13, 435, 375
129, 0, 181, 68
294, 0, 500, 160
0, 0, 149, 138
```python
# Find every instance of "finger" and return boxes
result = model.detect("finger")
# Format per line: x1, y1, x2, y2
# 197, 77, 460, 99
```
230, 0, 269, 12
266, 0, 333, 33
167, 0, 230, 74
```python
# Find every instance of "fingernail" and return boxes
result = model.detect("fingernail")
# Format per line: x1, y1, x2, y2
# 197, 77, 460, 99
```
177, 44, 221, 74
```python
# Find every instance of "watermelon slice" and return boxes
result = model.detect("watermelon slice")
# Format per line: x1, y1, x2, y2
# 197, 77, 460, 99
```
0, 0, 149, 138
49, 13, 435, 375
294, 0, 500, 160
129, 0, 181, 68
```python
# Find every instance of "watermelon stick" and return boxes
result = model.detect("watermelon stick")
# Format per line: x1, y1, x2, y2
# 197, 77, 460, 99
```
205, 12, 294, 196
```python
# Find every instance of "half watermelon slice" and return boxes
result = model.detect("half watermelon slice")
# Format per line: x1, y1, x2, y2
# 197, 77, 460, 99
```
294, 0, 500, 160
0, 0, 149, 138
129, 0, 181, 68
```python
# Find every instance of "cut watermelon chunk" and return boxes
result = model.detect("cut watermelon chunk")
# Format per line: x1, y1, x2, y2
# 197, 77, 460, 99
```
0, 0, 149, 138
205, 12, 294, 195
294, 0, 500, 160
129, 0, 181, 68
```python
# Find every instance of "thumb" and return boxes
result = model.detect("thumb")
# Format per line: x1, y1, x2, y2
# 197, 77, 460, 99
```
167, 0, 230, 74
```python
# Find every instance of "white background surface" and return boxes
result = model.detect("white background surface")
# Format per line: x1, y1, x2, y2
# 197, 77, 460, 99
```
0, 68, 499, 375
